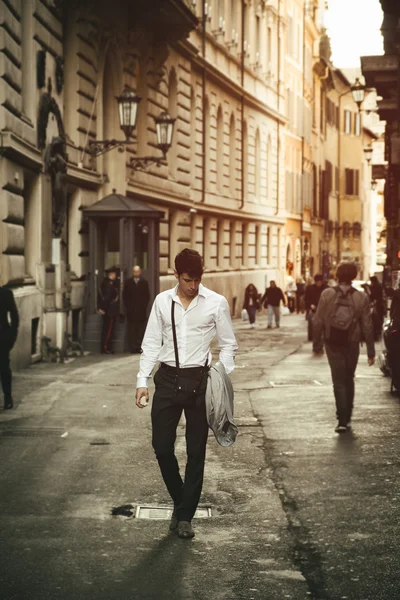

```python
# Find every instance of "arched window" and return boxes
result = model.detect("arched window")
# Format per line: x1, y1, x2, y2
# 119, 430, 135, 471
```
266, 134, 272, 203
230, 0, 237, 39
255, 128, 261, 201
168, 68, 178, 178
191, 86, 197, 187
242, 120, 248, 199
204, 95, 211, 189
229, 113, 236, 196
216, 104, 224, 193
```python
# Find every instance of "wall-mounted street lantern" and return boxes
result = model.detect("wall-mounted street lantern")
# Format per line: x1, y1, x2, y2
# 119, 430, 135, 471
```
371, 178, 378, 191
88, 86, 176, 172
350, 78, 366, 110
363, 144, 373, 164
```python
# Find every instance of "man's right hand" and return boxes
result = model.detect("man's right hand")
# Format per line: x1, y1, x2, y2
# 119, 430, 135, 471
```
97, 309, 105, 315
368, 357, 376, 366
136, 387, 149, 408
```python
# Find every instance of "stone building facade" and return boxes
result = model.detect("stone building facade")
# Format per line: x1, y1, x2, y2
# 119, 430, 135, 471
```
0, 0, 290, 369
362, 0, 400, 282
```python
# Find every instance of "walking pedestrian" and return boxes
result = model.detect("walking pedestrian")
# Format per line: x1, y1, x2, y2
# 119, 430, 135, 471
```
313, 262, 375, 433
243, 284, 260, 329
285, 277, 297, 313
135, 248, 238, 539
97, 266, 120, 354
296, 277, 306, 314
123, 265, 150, 353
0, 284, 19, 409
369, 276, 385, 340
261, 281, 286, 329
305, 274, 326, 350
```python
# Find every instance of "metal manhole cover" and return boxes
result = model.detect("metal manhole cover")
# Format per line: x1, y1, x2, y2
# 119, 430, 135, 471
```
135, 505, 212, 520
269, 380, 323, 387
0, 427, 65, 437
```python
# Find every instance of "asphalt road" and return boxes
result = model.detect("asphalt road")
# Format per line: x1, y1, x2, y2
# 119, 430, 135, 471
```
0, 313, 399, 600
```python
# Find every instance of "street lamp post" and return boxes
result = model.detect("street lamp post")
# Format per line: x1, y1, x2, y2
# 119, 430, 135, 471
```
88, 86, 176, 172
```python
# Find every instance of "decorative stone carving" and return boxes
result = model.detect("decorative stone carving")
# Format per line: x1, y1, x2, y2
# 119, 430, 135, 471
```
44, 137, 68, 238
148, 41, 169, 87
37, 92, 65, 150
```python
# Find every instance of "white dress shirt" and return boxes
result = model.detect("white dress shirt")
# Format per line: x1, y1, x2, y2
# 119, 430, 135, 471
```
137, 283, 238, 388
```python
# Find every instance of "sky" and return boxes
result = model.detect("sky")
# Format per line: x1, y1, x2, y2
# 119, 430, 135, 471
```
325, 0, 384, 68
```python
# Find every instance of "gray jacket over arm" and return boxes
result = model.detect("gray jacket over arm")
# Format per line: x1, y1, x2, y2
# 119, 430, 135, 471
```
205, 361, 238, 447
313, 287, 375, 358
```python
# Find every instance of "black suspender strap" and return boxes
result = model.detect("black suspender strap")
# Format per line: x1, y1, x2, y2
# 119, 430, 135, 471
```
170, 297, 208, 373
171, 299, 180, 375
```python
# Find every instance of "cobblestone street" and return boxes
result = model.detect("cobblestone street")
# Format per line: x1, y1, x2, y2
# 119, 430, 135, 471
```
1, 314, 399, 600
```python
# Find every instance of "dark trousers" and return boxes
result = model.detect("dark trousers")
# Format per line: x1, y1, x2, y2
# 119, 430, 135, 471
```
101, 315, 116, 352
0, 346, 12, 397
288, 297, 295, 313
151, 365, 209, 522
127, 319, 146, 352
247, 306, 257, 324
325, 342, 360, 426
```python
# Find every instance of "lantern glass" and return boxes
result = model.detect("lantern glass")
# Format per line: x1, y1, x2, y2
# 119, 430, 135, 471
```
116, 87, 141, 139
364, 145, 373, 163
351, 78, 365, 105
155, 112, 176, 155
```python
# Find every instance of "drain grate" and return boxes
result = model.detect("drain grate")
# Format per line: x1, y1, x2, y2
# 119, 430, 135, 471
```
0, 427, 65, 437
90, 440, 110, 446
135, 505, 212, 520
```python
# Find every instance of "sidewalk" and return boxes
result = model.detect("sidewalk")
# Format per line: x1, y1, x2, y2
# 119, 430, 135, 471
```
0, 313, 310, 600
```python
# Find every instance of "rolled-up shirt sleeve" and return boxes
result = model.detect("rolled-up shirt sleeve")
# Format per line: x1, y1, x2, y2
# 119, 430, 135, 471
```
136, 298, 163, 388
216, 297, 238, 374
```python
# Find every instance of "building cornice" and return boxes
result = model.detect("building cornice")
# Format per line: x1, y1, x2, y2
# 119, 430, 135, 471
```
0, 132, 42, 170
128, 180, 286, 225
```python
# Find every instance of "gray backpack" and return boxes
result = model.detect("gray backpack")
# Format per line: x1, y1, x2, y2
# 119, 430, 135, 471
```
327, 287, 357, 345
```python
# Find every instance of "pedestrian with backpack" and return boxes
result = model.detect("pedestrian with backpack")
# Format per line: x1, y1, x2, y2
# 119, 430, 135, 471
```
313, 263, 375, 433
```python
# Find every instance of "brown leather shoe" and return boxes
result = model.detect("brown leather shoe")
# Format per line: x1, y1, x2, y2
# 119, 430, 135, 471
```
177, 521, 195, 539
169, 508, 178, 531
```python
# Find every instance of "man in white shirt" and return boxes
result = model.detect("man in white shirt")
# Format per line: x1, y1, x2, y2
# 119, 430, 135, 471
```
136, 248, 238, 539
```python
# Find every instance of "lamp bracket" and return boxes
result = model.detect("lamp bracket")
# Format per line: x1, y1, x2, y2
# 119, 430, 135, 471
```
88, 139, 132, 157
129, 155, 167, 173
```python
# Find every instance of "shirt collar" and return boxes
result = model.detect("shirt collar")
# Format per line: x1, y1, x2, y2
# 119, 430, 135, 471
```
172, 283, 209, 302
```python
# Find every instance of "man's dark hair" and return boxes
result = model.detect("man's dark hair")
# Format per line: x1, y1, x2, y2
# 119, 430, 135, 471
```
314, 274, 323, 282
175, 248, 204, 277
336, 262, 357, 284
370, 276, 378, 285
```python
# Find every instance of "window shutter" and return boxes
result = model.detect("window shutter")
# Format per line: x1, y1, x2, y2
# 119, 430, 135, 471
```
345, 168, 351, 194
355, 169, 360, 196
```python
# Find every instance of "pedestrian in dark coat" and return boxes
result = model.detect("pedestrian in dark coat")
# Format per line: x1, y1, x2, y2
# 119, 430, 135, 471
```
123, 265, 150, 353
369, 276, 385, 340
0, 286, 19, 409
261, 281, 286, 328
296, 277, 306, 313
97, 266, 119, 354
242, 284, 260, 328
305, 274, 326, 347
